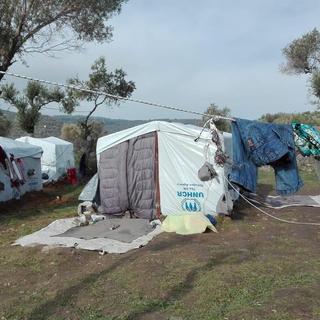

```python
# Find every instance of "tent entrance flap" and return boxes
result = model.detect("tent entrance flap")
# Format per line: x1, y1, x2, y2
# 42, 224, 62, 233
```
99, 132, 157, 219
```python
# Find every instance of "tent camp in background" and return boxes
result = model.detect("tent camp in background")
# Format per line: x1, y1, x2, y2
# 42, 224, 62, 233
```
80, 121, 236, 219
16, 136, 75, 183
0, 137, 43, 202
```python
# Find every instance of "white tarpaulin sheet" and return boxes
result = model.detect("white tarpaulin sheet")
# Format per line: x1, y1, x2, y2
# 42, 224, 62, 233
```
0, 137, 42, 158
16, 136, 74, 182
14, 218, 162, 254
0, 138, 42, 202
158, 130, 228, 215
97, 121, 213, 154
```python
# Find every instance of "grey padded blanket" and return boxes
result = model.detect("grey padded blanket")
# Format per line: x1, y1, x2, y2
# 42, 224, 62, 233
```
54, 219, 154, 243
98, 133, 156, 219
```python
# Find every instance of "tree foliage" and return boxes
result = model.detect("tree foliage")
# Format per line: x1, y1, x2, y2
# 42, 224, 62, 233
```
260, 110, 320, 126
282, 28, 320, 106
202, 103, 231, 132
0, 0, 127, 82
61, 123, 81, 145
0, 110, 10, 136
282, 28, 320, 74
65, 57, 136, 113
63, 56, 135, 174
65, 56, 135, 134
0, 81, 65, 134
61, 121, 107, 174
61, 121, 107, 156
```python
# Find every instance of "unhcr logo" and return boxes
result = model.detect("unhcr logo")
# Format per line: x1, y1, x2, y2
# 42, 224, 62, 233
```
177, 191, 204, 198
181, 199, 201, 212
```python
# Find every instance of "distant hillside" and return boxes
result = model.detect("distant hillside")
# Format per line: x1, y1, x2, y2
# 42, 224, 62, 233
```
260, 111, 320, 126
2, 110, 64, 138
55, 115, 202, 134
1, 109, 201, 138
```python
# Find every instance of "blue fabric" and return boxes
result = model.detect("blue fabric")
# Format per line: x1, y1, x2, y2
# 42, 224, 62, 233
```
230, 118, 303, 195
205, 214, 217, 225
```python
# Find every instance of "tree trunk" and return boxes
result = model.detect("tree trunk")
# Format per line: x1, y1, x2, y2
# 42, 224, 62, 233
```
0, 66, 7, 83
79, 122, 93, 176
0, 38, 19, 84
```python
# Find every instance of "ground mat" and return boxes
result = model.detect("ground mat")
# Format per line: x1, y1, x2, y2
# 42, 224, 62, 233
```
54, 218, 154, 243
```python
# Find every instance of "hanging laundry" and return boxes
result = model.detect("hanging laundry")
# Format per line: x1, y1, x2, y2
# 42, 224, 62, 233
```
4, 155, 18, 188
210, 122, 228, 166
197, 120, 227, 183
8, 154, 24, 187
292, 122, 320, 157
230, 118, 303, 195
198, 161, 217, 181
16, 159, 26, 183
11, 159, 24, 184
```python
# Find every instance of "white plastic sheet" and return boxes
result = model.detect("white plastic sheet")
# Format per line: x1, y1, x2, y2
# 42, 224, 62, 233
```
158, 130, 228, 215
0, 138, 42, 202
16, 136, 74, 182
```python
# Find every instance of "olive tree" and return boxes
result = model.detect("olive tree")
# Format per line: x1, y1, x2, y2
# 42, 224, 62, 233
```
64, 56, 135, 174
0, 81, 66, 134
0, 0, 128, 83
0, 111, 10, 136
202, 103, 231, 132
282, 28, 320, 106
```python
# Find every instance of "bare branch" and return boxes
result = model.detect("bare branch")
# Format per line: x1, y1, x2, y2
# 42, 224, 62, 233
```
24, 38, 82, 55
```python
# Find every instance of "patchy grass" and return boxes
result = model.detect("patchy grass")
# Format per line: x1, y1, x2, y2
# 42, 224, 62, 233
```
258, 167, 319, 192
0, 177, 319, 320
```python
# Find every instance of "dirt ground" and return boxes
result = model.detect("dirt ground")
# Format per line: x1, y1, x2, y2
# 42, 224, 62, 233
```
0, 179, 319, 320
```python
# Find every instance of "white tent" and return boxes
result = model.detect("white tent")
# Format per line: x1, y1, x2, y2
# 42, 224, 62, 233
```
16, 136, 75, 182
0, 137, 43, 202
81, 121, 234, 219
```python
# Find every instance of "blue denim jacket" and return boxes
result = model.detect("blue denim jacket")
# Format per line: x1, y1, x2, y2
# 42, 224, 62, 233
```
230, 118, 303, 195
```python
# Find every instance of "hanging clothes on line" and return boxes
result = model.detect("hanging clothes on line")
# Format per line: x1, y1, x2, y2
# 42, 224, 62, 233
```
197, 120, 228, 182
209, 121, 228, 166
292, 122, 320, 157
229, 118, 303, 195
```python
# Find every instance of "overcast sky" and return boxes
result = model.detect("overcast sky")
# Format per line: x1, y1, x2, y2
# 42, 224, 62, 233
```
5, 0, 320, 120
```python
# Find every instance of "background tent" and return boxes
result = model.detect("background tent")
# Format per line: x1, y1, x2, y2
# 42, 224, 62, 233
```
16, 136, 75, 182
81, 121, 235, 219
0, 137, 42, 202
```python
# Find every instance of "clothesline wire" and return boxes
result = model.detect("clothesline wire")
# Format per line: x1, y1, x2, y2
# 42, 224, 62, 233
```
0, 70, 235, 121
4, 103, 94, 114
224, 174, 320, 226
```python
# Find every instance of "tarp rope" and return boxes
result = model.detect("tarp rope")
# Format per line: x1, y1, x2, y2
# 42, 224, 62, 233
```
0, 70, 234, 121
